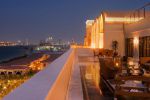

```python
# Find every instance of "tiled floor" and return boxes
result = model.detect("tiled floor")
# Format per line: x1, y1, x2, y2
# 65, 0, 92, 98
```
79, 55, 113, 100
81, 62, 112, 100
67, 48, 113, 100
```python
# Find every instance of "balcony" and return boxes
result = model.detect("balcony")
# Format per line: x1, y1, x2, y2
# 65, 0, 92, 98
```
4, 48, 97, 100
4, 47, 150, 100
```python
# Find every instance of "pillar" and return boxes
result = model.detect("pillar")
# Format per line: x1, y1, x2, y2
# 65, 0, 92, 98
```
133, 37, 139, 67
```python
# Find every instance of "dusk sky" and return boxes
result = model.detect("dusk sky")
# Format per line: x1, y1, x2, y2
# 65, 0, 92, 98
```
0, 0, 149, 44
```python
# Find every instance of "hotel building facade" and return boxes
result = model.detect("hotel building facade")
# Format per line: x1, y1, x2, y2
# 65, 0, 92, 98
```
84, 5, 150, 63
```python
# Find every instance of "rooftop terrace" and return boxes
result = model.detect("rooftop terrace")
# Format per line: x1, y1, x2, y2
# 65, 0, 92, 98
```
3, 48, 115, 100
3, 46, 150, 100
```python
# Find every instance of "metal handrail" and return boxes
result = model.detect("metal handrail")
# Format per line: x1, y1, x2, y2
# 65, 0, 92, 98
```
126, 2, 150, 23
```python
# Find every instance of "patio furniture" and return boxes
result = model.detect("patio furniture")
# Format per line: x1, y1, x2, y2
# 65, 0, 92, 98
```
113, 75, 150, 99
99, 57, 150, 99
99, 58, 120, 79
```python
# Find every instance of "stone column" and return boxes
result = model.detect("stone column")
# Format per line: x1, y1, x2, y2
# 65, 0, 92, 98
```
133, 37, 139, 67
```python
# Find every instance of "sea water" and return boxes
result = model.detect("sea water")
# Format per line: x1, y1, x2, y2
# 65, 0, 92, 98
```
0, 46, 32, 63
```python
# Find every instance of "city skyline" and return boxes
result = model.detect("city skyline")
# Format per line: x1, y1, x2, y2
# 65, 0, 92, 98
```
0, 0, 148, 44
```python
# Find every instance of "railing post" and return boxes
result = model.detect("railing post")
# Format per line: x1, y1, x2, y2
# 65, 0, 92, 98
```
143, 7, 146, 18
138, 10, 140, 20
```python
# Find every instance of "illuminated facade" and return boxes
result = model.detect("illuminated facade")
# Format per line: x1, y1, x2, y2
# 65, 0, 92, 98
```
84, 11, 150, 59
84, 15, 104, 49
84, 20, 94, 47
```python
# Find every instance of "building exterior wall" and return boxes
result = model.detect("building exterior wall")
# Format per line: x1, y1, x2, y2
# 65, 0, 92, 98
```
104, 23, 125, 56
84, 11, 150, 58
86, 25, 92, 46
84, 20, 94, 47
124, 17, 150, 58
125, 17, 150, 38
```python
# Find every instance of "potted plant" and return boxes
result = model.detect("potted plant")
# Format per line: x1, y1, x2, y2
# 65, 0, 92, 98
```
112, 40, 118, 57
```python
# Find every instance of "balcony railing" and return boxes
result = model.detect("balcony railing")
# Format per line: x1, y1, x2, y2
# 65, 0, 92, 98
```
126, 2, 150, 23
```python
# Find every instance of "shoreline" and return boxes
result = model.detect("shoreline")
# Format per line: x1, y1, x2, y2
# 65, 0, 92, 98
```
0, 45, 33, 64
0, 55, 28, 64
0, 52, 64, 69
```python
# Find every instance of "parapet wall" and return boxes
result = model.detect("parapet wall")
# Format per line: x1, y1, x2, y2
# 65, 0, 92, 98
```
4, 49, 75, 100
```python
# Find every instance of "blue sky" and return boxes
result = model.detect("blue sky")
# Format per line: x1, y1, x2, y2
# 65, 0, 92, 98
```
0, 0, 149, 44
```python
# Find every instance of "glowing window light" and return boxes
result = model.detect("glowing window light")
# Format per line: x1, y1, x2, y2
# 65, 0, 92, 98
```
95, 20, 99, 48
91, 23, 96, 48
93, 24, 96, 47
99, 33, 104, 49
133, 37, 139, 46
105, 17, 144, 23
91, 26, 95, 48
100, 15, 104, 33
91, 43, 96, 48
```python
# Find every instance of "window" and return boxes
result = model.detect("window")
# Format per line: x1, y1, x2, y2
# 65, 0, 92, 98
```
126, 38, 133, 57
126, 36, 150, 57
139, 36, 150, 57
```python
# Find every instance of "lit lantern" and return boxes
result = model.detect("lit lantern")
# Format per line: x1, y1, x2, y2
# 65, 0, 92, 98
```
128, 61, 134, 66
115, 62, 119, 67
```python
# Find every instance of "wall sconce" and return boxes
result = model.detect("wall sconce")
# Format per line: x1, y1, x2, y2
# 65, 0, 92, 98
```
133, 37, 139, 46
